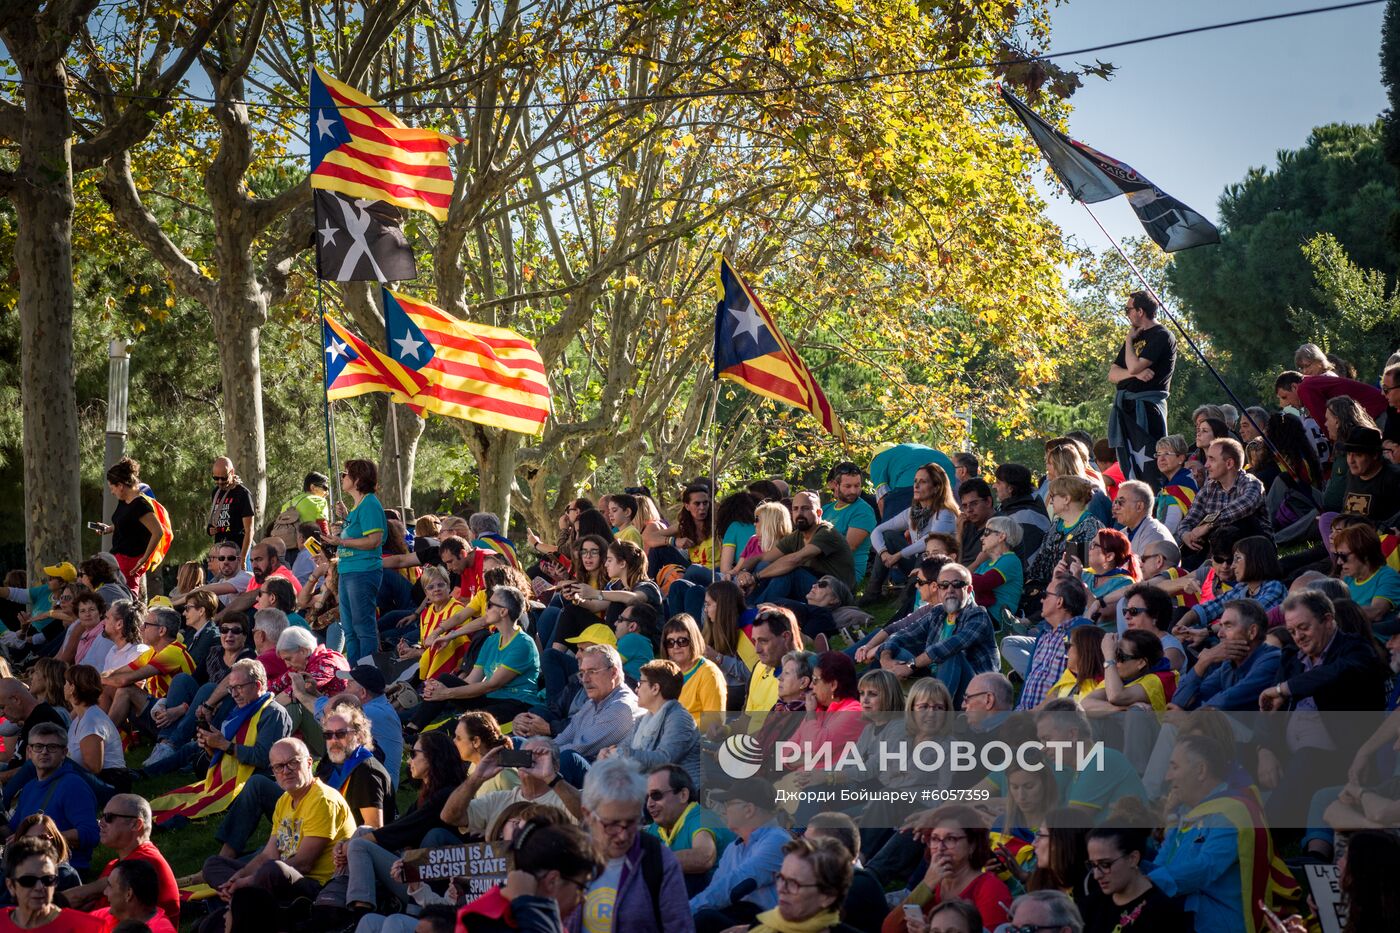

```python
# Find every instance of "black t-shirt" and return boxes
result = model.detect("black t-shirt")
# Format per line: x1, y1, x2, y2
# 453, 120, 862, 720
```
110, 495, 155, 558
14, 703, 68, 763
209, 483, 255, 546
1082, 883, 1189, 933
1343, 462, 1400, 524
316, 754, 395, 825
1113, 323, 1176, 393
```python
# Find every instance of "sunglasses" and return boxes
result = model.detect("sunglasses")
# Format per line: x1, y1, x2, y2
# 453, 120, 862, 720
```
646, 789, 673, 802
99, 812, 139, 824
323, 729, 351, 740
1123, 606, 1149, 618
1113, 651, 1139, 664
664, 637, 691, 648
813, 580, 830, 589
13, 875, 58, 889
935, 581, 968, 590
1335, 551, 1354, 561
220, 626, 245, 635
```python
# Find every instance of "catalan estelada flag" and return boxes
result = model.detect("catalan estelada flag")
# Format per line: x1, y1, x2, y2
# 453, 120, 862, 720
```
141, 494, 174, 573
324, 313, 429, 402
151, 693, 278, 825
309, 67, 458, 221
714, 256, 843, 440
381, 287, 552, 435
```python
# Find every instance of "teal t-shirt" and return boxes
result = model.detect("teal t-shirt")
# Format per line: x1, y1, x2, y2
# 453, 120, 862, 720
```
644, 801, 736, 860
721, 522, 756, 564
825, 498, 877, 579
1347, 565, 1400, 613
1065, 747, 1148, 816
338, 494, 385, 574
476, 629, 540, 705
287, 612, 309, 630
617, 632, 654, 683
870, 444, 956, 491
975, 552, 1023, 621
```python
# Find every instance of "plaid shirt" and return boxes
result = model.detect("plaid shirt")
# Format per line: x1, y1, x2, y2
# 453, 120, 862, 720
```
887, 601, 1000, 676
1178, 470, 1270, 536
1191, 579, 1287, 627
1016, 616, 1095, 710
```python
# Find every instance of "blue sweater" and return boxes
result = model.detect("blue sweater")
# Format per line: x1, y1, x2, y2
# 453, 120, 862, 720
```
13, 759, 99, 868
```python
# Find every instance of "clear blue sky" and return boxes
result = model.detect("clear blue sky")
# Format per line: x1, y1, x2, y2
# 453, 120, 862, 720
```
1039, 0, 1388, 249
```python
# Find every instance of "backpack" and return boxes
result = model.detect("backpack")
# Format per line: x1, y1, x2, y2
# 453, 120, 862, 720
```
266, 496, 305, 551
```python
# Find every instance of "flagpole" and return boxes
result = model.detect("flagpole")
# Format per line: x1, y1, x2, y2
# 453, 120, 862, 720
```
387, 400, 407, 515
317, 276, 341, 519
1077, 201, 1283, 471
710, 377, 720, 582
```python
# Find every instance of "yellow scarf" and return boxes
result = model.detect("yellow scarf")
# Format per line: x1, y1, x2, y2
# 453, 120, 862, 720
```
750, 908, 843, 933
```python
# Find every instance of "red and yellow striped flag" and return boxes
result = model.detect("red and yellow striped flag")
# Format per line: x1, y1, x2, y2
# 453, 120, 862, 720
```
324, 312, 429, 402
309, 67, 459, 221
382, 287, 552, 435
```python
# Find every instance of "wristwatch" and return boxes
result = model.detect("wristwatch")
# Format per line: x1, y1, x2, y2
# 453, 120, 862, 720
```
548, 774, 563, 788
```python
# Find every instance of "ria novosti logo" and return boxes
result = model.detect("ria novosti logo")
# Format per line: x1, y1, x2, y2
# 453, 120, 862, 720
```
717, 734, 765, 779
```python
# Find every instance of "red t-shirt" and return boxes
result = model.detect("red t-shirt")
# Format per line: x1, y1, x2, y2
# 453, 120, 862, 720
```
244, 564, 303, 594
89, 907, 175, 933
257, 647, 288, 683
98, 842, 181, 924
0, 907, 104, 933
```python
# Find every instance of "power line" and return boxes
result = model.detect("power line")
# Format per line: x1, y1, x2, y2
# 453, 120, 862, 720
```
0, 0, 1382, 114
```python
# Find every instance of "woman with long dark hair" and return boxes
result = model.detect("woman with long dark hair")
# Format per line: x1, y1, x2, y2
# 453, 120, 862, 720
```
342, 729, 468, 911
867, 463, 958, 602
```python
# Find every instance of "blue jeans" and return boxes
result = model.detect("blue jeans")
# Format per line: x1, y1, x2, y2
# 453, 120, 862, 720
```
535, 596, 566, 650
159, 673, 201, 743
542, 647, 578, 702
340, 568, 384, 665
213, 773, 283, 853
559, 749, 591, 787
749, 567, 818, 606
666, 579, 707, 621
323, 619, 346, 653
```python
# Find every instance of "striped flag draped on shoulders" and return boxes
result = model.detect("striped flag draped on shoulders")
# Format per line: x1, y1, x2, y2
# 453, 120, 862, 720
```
381, 287, 551, 435
309, 67, 459, 222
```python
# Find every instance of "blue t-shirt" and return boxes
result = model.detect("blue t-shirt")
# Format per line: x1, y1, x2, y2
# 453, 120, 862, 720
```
1347, 565, 1400, 614
825, 498, 877, 579
339, 494, 385, 574
475, 629, 540, 705
617, 632, 654, 683
975, 552, 1023, 621
870, 444, 956, 492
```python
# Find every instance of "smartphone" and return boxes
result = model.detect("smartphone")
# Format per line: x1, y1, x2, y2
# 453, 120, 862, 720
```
901, 904, 922, 925
305, 537, 323, 557
1071, 535, 1090, 564
499, 748, 535, 769
86, 521, 104, 532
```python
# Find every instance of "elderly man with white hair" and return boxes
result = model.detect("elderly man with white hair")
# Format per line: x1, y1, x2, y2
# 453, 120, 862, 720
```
568, 757, 692, 933
1007, 890, 1084, 933
877, 561, 999, 705
550, 644, 641, 786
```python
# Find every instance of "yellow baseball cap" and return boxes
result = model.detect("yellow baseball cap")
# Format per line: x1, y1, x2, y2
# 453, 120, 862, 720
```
565, 623, 617, 647
148, 595, 174, 609
42, 562, 76, 583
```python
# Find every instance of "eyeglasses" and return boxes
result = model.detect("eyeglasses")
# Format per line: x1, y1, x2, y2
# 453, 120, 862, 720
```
141, 620, 161, 629
664, 637, 691, 648
1123, 606, 1149, 618
1113, 651, 1139, 664
270, 759, 306, 774
774, 873, 823, 893
646, 789, 674, 802
323, 729, 351, 740
211, 555, 237, 562
935, 580, 968, 590
99, 812, 139, 824
996, 925, 1071, 933
579, 666, 608, 679
488, 602, 511, 611
911, 701, 949, 711
927, 833, 967, 848
962, 691, 991, 704
909, 576, 928, 586
28, 743, 63, 753
1086, 854, 1129, 874
589, 813, 639, 834
212, 474, 229, 482
410, 747, 426, 758
338, 471, 348, 478
227, 679, 255, 690
13, 875, 58, 889
579, 548, 601, 556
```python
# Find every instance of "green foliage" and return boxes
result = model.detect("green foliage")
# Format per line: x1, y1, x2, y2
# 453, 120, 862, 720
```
1168, 122, 1400, 389
1382, 0, 1400, 249
1291, 232, 1400, 372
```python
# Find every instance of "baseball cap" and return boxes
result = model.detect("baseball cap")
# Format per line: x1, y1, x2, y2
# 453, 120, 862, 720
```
711, 777, 777, 810
565, 623, 617, 647
42, 562, 76, 583
335, 664, 387, 694
148, 595, 174, 609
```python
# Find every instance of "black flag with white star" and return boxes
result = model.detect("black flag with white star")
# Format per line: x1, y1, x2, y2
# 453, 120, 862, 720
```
313, 190, 418, 282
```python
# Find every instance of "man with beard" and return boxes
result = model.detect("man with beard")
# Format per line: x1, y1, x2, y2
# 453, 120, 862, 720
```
877, 562, 999, 704
224, 540, 303, 614
315, 706, 393, 828
823, 463, 877, 583
734, 491, 855, 606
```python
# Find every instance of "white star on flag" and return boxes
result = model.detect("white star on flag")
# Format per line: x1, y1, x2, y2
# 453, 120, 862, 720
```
317, 220, 339, 246
394, 331, 424, 361
315, 110, 337, 139
1131, 444, 1152, 472
728, 301, 764, 343
325, 338, 349, 363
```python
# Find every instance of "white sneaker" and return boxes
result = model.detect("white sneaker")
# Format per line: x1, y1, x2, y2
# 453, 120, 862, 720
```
144, 742, 176, 767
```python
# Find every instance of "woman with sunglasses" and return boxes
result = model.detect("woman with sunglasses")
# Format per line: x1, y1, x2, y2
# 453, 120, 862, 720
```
1333, 522, 1400, 626
0, 817, 81, 908
415, 586, 540, 730
1082, 629, 1174, 713
660, 613, 727, 723
1081, 827, 1185, 933
882, 804, 1010, 933
969, 516, 1024, 623
342, 730, 468, 914
0, 837, 98, 933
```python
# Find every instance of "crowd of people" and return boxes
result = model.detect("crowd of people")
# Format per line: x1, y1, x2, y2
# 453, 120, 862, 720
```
4, 293, 1400, 933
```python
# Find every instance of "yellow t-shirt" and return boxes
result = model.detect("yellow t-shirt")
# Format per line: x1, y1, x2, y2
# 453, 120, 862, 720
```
270, 780, 356, 883
746, 663, 779, 713
1044, 667, 1101, 703
616, 526, 643, 548
679, 658, 727, 717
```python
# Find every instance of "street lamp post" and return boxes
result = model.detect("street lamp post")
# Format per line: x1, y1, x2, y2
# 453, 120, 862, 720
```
102, 339, 131, 523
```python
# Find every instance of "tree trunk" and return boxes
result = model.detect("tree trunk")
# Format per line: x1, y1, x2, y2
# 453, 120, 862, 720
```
13, 55, 81, 575
209, 292, 267, 527
465, 425, 521, 528
378, 400, 424, 515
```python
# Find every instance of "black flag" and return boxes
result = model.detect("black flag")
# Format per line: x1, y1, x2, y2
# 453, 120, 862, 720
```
1000, 87, 1220, 253
313, 190, 418, 282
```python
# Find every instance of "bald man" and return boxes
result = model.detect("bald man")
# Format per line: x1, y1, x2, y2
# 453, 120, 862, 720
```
208, 456, 256, 565
734, 490, 856, 606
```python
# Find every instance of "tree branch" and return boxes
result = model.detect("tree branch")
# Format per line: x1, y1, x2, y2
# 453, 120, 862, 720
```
97, 153, 214, 306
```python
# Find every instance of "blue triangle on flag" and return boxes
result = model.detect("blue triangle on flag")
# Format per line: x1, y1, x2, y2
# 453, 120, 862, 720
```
382, 289, 437, 370
323, 319, 356, 387
309, 71, 353, 172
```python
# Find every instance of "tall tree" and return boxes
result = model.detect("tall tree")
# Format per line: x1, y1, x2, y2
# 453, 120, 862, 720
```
0, 0, 237, 573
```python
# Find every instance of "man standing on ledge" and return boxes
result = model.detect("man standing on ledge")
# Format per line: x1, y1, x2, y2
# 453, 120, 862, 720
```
1108, 290, 1176, 489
